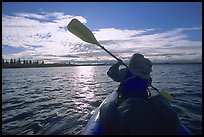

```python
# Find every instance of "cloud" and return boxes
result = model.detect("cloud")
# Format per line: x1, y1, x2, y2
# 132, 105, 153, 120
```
93, 28, 155, 41
2, 12, 202, 64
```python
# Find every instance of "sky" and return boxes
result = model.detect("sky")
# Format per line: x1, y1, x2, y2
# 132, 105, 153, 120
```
2, 2, 202, 64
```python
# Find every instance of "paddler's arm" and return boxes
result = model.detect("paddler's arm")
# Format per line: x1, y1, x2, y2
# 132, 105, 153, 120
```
107, 59, 127, 82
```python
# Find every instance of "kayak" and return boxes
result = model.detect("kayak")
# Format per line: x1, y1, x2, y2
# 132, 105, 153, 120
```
81, 90, 117, 135
81, 90, 193, 135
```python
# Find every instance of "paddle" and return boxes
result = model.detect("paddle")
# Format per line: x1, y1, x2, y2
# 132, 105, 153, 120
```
67, 19, 128, 68
150, 85, 173, 102
67, 18, 173, 102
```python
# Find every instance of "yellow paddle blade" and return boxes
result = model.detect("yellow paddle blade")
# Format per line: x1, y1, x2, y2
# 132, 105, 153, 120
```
67, 19, 100, 45
159, 91, 173, 102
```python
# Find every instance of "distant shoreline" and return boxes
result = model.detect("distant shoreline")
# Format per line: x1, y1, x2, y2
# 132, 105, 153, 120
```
152, 62, 202, 65
2, 62, 202, 69
2, 63, 106, 69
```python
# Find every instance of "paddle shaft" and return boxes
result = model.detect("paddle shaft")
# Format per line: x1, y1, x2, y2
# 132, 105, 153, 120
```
96, 43, 129, 68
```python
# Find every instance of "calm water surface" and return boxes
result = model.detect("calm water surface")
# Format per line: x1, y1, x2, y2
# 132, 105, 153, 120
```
2, 64, 202, 135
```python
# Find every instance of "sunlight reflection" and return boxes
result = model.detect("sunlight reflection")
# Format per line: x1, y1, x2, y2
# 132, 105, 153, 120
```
75, 66, 96, 99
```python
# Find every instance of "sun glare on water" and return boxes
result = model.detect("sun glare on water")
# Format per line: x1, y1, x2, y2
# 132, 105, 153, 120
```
75, 66, 96, 99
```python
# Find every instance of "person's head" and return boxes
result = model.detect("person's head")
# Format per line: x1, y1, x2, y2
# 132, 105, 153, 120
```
128, 53, 152, 86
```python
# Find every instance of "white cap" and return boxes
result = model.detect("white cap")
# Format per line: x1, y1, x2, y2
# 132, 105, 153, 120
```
129, 53, 152, 86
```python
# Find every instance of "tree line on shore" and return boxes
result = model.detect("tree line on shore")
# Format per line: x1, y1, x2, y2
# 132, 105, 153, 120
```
2, 58, 44, 65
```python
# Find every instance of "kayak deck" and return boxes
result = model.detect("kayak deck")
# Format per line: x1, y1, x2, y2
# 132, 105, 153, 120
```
81, 90, 118, 135
81, 90, 193, 135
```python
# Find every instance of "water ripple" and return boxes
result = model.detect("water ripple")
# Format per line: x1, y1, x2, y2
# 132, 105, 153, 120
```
2, 65, 202, 135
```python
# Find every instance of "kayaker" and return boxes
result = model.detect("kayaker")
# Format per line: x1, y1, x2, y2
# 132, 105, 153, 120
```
107, 53, 152, 102
99, 53, 181, 135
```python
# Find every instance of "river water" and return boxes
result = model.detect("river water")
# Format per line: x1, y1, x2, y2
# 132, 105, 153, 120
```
2, 64, 202, 135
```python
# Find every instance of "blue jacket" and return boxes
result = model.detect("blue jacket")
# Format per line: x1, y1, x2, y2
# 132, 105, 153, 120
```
107, 63, 148, 99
